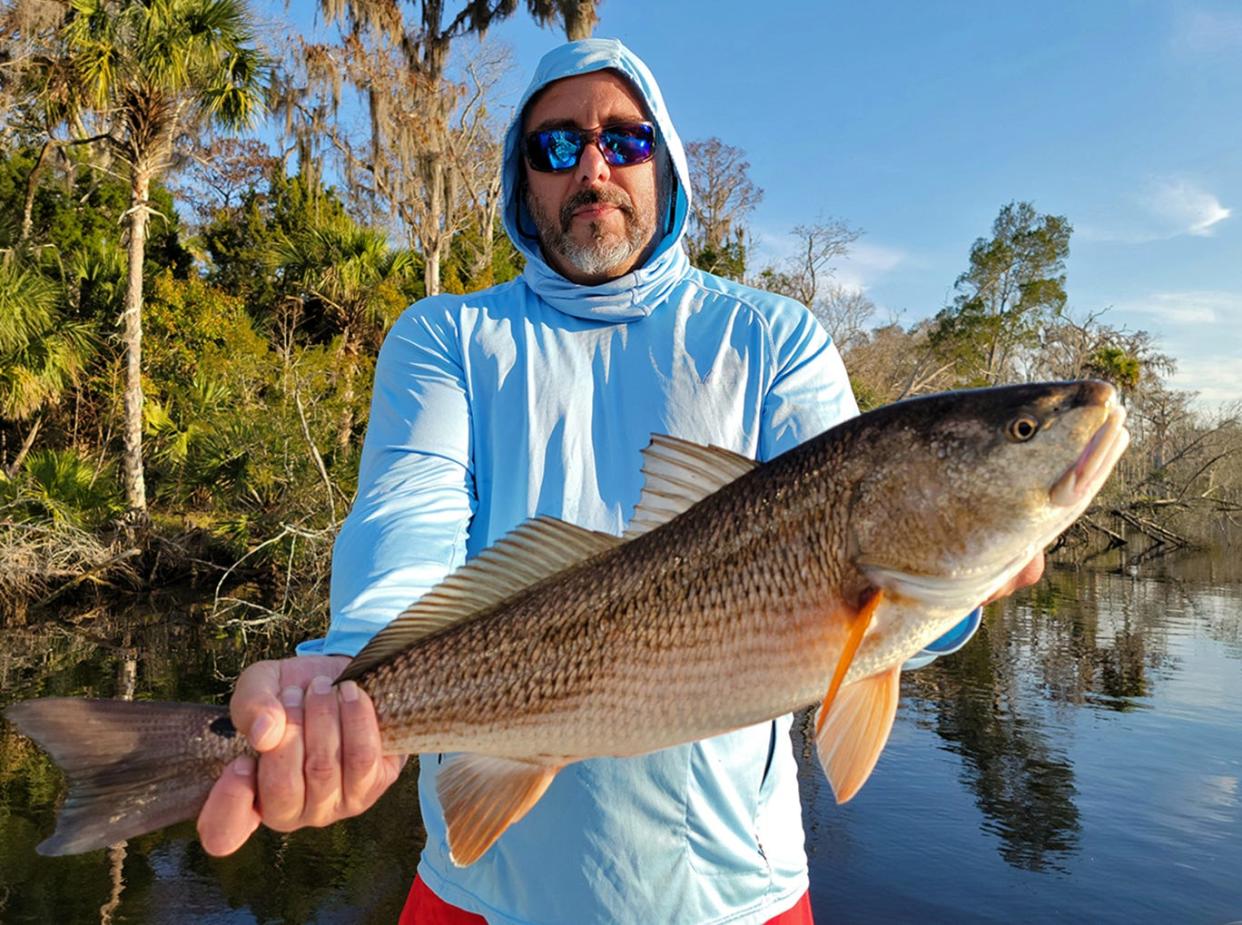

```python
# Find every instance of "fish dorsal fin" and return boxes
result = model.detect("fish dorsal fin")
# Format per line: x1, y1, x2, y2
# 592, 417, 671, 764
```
816, 666, 901, 804
622, 434, 757, 540
438, 755, 560, 866
339, 517, 622, 683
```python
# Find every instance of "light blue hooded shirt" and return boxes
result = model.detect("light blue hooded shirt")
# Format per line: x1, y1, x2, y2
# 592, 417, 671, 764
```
300, 38, 978, 924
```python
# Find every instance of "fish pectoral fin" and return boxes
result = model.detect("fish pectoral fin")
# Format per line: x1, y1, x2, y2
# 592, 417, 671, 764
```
437, 754, 560, 867
815, 666, 901, 804
815, 587, 883, 735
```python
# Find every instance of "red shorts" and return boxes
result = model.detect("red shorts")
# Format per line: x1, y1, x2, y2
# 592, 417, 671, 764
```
398, 874, 814, 924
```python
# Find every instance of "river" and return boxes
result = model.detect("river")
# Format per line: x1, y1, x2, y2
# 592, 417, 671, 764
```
2, 549, 1239, 923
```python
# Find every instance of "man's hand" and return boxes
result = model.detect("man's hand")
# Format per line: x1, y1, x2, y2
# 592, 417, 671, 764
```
983, 551, 1046, 605
197, 654, 406, 856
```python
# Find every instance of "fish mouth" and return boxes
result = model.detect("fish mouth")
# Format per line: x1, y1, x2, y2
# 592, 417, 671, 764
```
1050, 403, 1130, 508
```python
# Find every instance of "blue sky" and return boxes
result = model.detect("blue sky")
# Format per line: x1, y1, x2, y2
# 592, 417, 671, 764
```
257, 1, 1242, 407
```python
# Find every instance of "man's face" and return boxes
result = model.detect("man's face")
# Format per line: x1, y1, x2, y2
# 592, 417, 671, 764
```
522, 70, 662, 285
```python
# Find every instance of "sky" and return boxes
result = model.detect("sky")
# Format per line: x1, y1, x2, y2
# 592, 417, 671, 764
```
257, 0, 1242, 408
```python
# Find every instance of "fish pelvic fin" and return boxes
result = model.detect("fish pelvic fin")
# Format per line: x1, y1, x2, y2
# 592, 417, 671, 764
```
815, 587, 883, 736
815, 666, 901, 804
437, 754, 560, 867
4, 698, 249, 856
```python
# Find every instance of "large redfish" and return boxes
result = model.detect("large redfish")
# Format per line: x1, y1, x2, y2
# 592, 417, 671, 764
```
6, 380, 1129, 866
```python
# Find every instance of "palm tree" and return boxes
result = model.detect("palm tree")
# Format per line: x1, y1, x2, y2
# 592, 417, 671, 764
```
54, 0, 267, 517
524, 0, 600, 40
275, 218, 416, 452
312, 0, 596, 298
0, 258, 93, 476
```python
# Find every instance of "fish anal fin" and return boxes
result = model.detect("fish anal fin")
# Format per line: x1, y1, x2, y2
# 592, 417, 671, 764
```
437, 755, 560, 867
815, 666, 901, 804
815, 587, 883, 735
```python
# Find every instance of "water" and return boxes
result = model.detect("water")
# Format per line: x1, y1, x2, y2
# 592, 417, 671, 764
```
1, 552, 1240, 924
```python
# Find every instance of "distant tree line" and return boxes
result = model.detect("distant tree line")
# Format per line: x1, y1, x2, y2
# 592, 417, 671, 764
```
0, 0, 1236, 627
683, 141, 1241, 561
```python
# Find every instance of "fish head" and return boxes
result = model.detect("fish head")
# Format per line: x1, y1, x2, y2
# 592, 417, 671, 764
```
848, 380, 1130, 609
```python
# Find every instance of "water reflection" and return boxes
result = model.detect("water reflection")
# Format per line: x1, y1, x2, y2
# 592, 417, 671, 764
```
0, 604, 425, 924
908, 618, 1082, 872
801, 550, 1242, 924
2, 554, 1241, 923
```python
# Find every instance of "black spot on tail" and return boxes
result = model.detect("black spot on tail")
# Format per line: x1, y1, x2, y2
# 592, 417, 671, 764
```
209, 715, 237, 738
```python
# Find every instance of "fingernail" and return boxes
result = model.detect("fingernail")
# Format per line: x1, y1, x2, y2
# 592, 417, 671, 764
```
281, 685, 303, 708
233, 755, 255, 776
311, 675, 333, 696
339, 680, 359, 703
250, 713, 273, 745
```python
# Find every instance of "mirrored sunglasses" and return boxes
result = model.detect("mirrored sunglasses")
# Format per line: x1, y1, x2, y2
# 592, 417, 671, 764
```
523, 122, 656, 173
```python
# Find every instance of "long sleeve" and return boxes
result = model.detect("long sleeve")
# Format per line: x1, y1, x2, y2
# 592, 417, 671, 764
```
758, 299, 859, 462
297, 301, 475, 658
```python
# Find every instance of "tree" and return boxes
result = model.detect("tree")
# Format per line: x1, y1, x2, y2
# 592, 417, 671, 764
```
930, 201, 1071, 385
0, 257, 93, 475
305, 2, 518, 297
524, 0, 600, 39
171, 136, 278, 219
47, 0, 268, 517
297, 1, 596, 297
757, 218, 860, 310
684, 137, 763, 280
275, 217, 417, 451
813, 283, 875, 355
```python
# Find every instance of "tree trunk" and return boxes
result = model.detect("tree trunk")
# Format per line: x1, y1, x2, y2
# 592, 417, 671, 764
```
336, 328, 356, 453
423, 149, 445, 296
121, 170, 150, 516
19, 141, 55, 245
425, 237, 443, 296
561, 0, 598, 39
5, 416, 43, 478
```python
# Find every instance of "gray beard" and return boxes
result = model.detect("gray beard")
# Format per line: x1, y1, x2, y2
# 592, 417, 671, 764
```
525, 185, 658, 281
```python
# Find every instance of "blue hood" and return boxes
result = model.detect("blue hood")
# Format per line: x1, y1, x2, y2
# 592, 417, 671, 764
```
502, 38, 692, 322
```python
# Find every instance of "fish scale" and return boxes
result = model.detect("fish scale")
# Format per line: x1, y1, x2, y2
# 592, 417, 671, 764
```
5, 380, 1129, 865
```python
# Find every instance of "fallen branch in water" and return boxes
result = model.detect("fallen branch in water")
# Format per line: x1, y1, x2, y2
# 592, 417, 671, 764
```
34, 547, 142, 608
1111, 509, 1191, 548
1080, 516, 1127, 548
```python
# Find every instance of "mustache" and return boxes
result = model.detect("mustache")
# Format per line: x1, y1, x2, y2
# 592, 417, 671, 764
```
559, 188, 633, 231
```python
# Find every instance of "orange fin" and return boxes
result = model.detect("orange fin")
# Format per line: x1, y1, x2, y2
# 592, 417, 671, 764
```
816, 587, 883, 735
815, 665, 901, 803
437, 755, 559, 866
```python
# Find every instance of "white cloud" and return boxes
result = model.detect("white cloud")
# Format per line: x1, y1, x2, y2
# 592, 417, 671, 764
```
1169, 356, 1242, 407
1111, 291, 1242, 408
749, 226, 907, 295
1077, 177, 1232, 244
1145, 178, 1231, 237
834, 242, 907, 295
1118, 289, 1241, 325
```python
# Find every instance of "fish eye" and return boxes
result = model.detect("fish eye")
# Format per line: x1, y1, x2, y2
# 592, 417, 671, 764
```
1006, 415, 1040, 442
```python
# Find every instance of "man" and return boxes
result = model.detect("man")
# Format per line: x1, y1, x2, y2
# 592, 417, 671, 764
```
198, 39, 1042, 923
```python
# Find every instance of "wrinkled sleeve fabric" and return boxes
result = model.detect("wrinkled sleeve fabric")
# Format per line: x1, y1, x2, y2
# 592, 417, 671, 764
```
757, 299, 980, 668
297, 301, 475, 659
758, 298, 858, 462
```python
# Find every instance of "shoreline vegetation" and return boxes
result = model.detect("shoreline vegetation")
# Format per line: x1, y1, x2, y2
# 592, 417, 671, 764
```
1, 1, 1239, 637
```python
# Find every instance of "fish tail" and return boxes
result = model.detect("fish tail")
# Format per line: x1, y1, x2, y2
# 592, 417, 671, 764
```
4, 698, 250, 856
